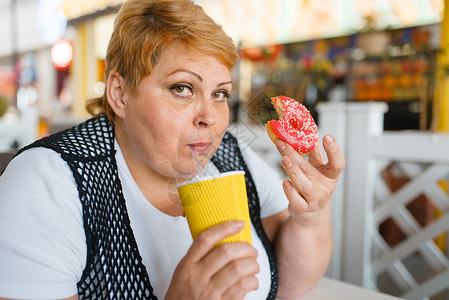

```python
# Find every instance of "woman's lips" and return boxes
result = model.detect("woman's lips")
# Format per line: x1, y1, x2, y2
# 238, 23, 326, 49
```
187, 142, 212, 153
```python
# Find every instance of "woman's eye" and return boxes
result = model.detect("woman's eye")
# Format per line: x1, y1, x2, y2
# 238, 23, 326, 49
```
212, 90, 230, 101
170, 84, 193, 97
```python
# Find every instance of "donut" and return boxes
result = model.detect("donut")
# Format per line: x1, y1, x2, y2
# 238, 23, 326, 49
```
265, 95, 318, 154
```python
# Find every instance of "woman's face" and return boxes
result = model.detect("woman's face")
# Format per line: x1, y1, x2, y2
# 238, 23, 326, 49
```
115, 42, 231, 180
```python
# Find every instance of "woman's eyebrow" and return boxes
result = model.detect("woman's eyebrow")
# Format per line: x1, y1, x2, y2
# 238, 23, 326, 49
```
217, 81, 232, 87
167, 69, 203, 81
167, 69, 232, 87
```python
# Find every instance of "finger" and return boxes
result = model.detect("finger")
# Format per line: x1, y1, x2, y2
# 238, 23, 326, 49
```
275, 139, 295, 158
321, 135, 345, 180
212, 256, 259, 295
276, 140, 321, 176
222, 275, 259, 300
186, 220, 245, 263
200, 242, 258, 279
282, 179, 309, 211
307, 136, 327, 168
276, 138, 325, 164
281, 155, 317, 200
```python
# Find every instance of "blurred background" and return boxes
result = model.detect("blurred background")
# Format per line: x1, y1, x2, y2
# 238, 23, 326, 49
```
0, 0, 446, 150
1, 1, 449, 299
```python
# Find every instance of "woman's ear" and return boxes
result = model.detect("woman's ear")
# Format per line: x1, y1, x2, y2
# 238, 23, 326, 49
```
106, 71, 127, 119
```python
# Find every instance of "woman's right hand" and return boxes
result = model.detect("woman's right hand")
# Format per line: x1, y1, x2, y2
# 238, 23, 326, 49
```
165, 221, 259, 300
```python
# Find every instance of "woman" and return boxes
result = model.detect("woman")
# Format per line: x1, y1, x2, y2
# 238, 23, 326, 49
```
0, 0, 345, 299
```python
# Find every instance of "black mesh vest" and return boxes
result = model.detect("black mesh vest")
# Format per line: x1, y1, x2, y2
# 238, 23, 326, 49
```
17, 115, 278, 299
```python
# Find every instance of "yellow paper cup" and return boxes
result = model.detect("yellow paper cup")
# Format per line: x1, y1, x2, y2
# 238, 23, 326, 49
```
177, 171, 252, 246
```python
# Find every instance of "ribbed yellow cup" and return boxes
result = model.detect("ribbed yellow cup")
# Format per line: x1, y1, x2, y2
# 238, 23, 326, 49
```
177, 171, 252, 246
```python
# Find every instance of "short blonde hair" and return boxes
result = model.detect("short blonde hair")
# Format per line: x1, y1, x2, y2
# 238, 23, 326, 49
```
86, 0, 239, 123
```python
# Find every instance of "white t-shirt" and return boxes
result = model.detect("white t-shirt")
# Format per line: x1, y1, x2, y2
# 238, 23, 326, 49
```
0, 138, 288, 299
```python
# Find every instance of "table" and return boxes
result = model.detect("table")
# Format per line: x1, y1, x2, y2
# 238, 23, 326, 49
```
276, 277, 403, 300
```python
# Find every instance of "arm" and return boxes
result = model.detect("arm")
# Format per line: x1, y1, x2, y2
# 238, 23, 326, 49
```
0, 149, 85, 300
262, 135, 345, 299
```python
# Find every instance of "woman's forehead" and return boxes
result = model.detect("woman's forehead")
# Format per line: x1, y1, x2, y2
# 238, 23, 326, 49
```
154, 45, 230, 76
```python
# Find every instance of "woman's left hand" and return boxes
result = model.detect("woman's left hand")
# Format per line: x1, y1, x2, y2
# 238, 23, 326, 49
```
276, 135, 345, 226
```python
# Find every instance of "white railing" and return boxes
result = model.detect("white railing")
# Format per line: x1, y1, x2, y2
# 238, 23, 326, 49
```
317, 102, 449, 299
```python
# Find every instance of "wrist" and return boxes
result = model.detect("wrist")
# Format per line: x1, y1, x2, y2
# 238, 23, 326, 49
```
288, 203, 331, 228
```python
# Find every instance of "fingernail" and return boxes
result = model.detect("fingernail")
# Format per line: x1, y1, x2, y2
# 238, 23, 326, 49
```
282, 156, 293, 168
283, 180, 292, 190
276, 140, 286, 151
232, 220, 245, 228
324, 135, 334, 147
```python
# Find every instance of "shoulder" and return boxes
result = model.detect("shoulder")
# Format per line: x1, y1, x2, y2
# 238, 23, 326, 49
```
0, 147, 85, 298
2, 147, 77, 198
18, 114, 114, 159
0, 146, 83, 238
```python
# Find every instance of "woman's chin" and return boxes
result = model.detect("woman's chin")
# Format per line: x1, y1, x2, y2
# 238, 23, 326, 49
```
170, 157, 209, 181
171, 166, 199, 181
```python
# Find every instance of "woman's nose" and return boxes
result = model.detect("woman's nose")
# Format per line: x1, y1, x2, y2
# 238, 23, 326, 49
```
194, 97, 217, 127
